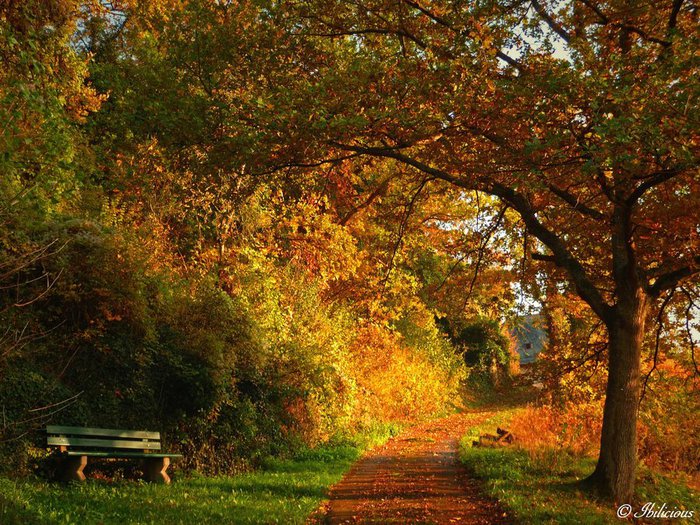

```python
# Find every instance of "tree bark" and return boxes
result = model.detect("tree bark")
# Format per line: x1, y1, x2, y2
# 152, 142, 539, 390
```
585, 265, 648, 503
584, 202, 648, 503
587, 306, 646, 502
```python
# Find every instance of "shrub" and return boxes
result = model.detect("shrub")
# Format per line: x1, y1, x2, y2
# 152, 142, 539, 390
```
508, 402, 603, 463
637, 357, 700, 474
452, 317, 518, 385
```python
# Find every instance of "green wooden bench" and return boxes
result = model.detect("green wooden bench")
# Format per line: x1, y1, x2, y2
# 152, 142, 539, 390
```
46, 425, 182, 484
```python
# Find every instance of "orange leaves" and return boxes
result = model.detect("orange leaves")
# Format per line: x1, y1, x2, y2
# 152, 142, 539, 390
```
347, 322, 459, 424
271, 193, 363, 283
638, 357, 700, 473
509, 402, 603, 460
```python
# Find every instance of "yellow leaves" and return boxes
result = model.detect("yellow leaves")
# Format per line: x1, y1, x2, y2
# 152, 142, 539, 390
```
267, 193, 363, 283
347, 322, 459, 423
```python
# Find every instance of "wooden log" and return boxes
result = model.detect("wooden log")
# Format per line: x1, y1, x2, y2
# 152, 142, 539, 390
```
473, 429, 516, 447
499, 432, 514, 444
496, 428, 514, 444
478, 434, 500, 447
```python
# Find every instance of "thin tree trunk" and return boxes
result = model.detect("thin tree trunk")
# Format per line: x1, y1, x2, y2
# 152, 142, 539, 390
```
586, 288, 648, 503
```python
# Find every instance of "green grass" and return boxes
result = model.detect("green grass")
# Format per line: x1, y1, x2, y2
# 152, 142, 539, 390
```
459, 445, 618, 524
0, 444, 363, 525
462, 375, 538, 412
459, 410, 700, 524
0, 420, 401, 525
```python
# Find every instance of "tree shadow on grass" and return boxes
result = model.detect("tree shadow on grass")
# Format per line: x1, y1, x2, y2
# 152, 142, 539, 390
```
1, 462, 343, 525
462, 375, 539, 412
0, 493, 46, 525
207, 477, 329, 499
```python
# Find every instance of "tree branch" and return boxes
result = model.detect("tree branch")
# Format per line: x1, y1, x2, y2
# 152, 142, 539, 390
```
668, 0, 685, 34
305, 27, 428, 49
575, 0, 671, 47
680, 287, 700, 376
576, 0, 608, 24
331, 141, 614, 322
649, 256, 700, 296
486, 180, 613, 322
463, 204, 508, 305
381, 175, 434, 290
400, 0, 522, 69
640, 288, 675, 404
547, 183, 606, 220
531, 0, 572, 43
626, 166, 690, 206
339, 174, 396, 225
532, 252, 556, 263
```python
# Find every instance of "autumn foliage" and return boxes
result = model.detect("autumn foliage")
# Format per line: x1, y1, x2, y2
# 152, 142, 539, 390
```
510, 290, 700, 479
0, 1, 473, 473
1, 0, 698, 501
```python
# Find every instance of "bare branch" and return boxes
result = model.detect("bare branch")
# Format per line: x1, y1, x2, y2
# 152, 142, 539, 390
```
547, 183, 606, 220
681, 287, 700, 376
381, 175, 434, 291
339, 174, 396, 226
463, 204, 509, 305
640, 288, 675, 404
626, 166, 689, 206
13, 268, 63, 307
0, 392, 82, 438
0, 239, 62, 278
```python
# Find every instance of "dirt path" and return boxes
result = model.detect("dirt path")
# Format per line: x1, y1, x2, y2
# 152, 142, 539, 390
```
317, 412, 512, 525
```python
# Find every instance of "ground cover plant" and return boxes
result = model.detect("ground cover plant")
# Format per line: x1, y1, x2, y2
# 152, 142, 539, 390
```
0, 442, 382, 525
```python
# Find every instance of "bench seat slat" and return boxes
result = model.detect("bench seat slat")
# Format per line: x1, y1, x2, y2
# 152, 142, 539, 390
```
64, 451, 182, 459
48, 436, 161, 450
46, 425, 160, 440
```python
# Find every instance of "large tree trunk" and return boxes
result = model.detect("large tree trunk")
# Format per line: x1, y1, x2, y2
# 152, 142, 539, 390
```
584, 200, 649, 503
586, 286, 648, 503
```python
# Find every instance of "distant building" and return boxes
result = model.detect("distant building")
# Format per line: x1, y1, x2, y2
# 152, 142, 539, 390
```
510, 315, 547, 365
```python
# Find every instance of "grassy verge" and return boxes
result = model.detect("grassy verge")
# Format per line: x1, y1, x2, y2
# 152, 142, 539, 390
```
0, 426, 398, 525
459, 410, 699, 524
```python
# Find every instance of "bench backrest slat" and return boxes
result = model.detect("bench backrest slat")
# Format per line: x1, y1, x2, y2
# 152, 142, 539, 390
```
46, 425, 160, 440
47, 436, 161, 450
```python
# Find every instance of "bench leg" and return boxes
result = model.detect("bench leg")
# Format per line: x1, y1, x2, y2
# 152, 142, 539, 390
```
143, 457, 171, 484
61, 455, 88, 482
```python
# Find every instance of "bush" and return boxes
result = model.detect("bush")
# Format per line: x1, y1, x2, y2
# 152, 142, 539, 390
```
450, 317, 518, 385
508, 403, 603, 462
0, 191, 469, 478
638, 358, 700, 474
